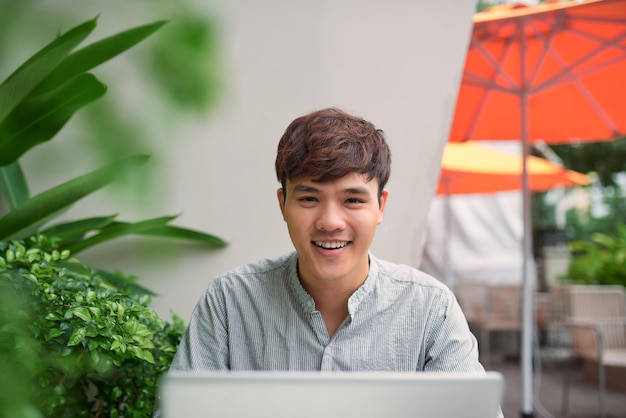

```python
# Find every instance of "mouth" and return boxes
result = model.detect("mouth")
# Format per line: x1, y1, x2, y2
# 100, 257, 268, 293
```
313, 241, 350, 250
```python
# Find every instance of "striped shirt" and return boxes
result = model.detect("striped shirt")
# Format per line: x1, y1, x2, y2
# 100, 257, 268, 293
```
169, 252, 486, 373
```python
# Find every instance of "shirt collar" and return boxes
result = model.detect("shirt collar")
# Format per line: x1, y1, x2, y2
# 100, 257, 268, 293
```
347, 252, 378, 316
286, 252, 379, 317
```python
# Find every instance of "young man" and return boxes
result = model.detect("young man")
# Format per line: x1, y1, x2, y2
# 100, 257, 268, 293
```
157, 107, 504, 418
167, 107, 489, 375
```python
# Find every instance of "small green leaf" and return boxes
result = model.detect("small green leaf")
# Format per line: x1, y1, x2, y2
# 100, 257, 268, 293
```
72, 307, 92, 322
67, 327, 87, 346
136, 349, 155, 364
45, 312, 63, 321
88, 306, 101, 318
46, 328, 64, 341
23, 273, 38, 283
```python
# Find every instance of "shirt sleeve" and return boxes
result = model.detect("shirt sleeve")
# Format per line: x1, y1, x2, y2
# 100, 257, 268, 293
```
422, 287, 483, 372
168, 279, 231, 371
423, 289, 504, 418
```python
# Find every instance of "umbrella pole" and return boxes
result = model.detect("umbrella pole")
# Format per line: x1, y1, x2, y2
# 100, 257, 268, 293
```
519, 18, 535, 417
521, 121, 535, 418
520, 59, 535, 418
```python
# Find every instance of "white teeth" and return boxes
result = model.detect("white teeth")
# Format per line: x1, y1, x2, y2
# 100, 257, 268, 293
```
315, 241, 348, 249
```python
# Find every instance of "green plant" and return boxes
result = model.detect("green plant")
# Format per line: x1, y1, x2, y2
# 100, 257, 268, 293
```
561, 223, 626, 287
0, 235, 185, 417
0, 17, 226, 418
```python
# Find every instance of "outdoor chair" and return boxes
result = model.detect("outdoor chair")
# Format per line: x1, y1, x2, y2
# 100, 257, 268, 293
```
539, 283, 573, 348
561, 285, 626, 418
454, 282, 488, 327
472, 284, 522, 366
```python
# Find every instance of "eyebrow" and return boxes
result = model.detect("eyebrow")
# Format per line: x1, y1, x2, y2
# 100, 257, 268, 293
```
292, 184, 371, 196
292, 184, 320, 194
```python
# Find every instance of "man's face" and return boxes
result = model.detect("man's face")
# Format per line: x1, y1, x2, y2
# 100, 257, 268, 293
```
277, 172, 388, 289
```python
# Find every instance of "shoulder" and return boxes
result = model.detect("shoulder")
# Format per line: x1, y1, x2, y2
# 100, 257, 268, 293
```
208, 252, 294, 292
373, 255, 450, 291
371, 256, 467, 324
371, 255, 456, 306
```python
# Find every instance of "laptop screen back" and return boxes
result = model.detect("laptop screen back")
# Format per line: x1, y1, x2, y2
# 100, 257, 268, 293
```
159, 371, 504, 418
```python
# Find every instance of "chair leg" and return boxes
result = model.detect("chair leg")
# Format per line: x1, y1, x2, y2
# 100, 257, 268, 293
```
561, 355, 572, 416
598, 360, 606, 418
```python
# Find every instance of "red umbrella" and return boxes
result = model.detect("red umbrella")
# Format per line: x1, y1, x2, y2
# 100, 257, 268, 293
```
448, 1, 626, 416
450, 0, 626, 144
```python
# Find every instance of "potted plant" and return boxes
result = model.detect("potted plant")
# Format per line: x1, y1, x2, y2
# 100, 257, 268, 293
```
0, 17, 226, 418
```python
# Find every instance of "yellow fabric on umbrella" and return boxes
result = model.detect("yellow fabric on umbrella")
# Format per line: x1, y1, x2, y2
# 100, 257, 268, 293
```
437, 141, 589, 195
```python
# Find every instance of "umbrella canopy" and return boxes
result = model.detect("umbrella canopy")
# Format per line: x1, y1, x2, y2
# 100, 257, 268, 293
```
448, 1, 626, 416
449, 0, 626, 144
437, 141, 590, 195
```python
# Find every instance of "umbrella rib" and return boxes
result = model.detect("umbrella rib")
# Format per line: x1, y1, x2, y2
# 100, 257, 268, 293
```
565, 26, 626, 54
526, 10, 567, 89
463, 32, 520, 139
462, 71, 516, 93
535, 28, 626, 94
471, 32, 519, 89
542, 45, 621, 136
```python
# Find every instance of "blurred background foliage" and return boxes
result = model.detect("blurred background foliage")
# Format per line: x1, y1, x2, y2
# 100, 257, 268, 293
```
0, 0, 223, 209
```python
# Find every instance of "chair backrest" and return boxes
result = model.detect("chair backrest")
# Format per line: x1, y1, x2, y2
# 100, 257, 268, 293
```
454, 282, 488, 323
550, 283, 573, 326
568, 285, 625, 318
486, 284, 522, 323
567, 285, 626, 357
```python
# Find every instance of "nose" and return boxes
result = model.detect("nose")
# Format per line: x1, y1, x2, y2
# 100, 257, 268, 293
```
315, 201, 346, 232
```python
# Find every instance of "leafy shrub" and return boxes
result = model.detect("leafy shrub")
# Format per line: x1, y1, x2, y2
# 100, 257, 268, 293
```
562, 223, 626, 287
0, 235, 185, 417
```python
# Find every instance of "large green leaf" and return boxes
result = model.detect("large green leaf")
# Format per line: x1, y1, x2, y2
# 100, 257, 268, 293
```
0, 19, 96, 123
40, 215, 118, 244
0, 73, 107, 166
132, 224, 228, 247
0, 162, 29, 209
33, 20, 168, 96
43, 216, 228, 250
0, 155, 149, 240
64, 215, 177, 254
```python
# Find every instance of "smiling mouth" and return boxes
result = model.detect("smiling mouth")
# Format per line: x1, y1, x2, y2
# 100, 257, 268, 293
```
314, 241, 349, 249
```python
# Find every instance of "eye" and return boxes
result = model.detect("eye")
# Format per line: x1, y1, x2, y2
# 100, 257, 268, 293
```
298, 196, 318, 203
345, 198, 364, 204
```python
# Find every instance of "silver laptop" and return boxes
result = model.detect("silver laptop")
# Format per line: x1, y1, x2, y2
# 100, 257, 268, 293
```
159, 371, 504, 418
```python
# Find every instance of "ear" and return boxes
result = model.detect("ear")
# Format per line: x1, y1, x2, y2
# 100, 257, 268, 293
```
277, 188, 287, 221
377, 189, 389, 225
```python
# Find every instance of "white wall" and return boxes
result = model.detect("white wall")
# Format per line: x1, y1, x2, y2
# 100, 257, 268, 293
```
18, 0, 477, 322
421, 192, 525, 291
